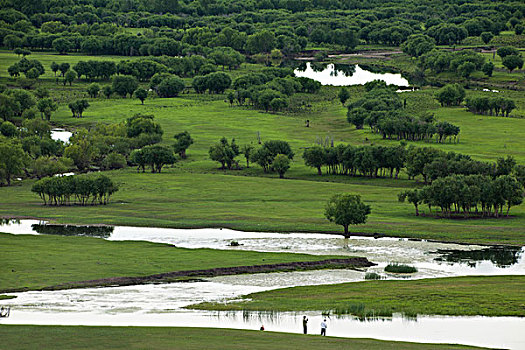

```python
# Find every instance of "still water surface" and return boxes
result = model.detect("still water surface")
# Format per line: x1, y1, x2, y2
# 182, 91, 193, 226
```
294, 62, 410, 86
1, 220, 524, 348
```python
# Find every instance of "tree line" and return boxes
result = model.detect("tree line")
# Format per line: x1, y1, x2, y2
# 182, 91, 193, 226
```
399, 174, 524, 218
31, 174, 118, 206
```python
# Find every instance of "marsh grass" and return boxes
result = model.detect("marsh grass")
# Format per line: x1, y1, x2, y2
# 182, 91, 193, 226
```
384, 263, 418, 274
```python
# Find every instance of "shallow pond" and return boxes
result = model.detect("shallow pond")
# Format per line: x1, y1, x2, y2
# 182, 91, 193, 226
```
50, 129, 72, 144
294, 62, 410, 87
2, 219, 524, 348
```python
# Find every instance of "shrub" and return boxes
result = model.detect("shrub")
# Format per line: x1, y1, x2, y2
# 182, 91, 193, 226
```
384, 263, 418, 273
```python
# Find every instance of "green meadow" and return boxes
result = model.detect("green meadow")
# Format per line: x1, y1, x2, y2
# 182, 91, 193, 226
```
2, 51, 525, 245
0, 233, 348, 292
193, 275, 525, 317
0, 326, 483, 350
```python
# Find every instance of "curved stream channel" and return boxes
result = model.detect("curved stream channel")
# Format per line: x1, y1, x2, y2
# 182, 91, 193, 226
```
1, 220, 524, 349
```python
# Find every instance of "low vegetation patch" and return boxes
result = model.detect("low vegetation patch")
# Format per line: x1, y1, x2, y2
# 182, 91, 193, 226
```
384, 263, 418, 273
191, 276, 525, 317
364, 272, 382, 280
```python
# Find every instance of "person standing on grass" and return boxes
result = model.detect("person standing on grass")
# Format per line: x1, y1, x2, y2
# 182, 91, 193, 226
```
320, 319, 327, 336
302, 316, 308, 334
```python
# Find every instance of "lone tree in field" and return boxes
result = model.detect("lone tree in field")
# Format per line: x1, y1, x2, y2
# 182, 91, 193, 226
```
325, 193, 371, 238
338, 87, 350, 106
134, 88, 148, 104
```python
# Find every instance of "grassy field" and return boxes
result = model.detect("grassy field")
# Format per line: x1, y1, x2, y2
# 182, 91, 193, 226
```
0, 326, 483, 350
0, 233, 349, 292
193, 275, 525, 317
2, 51, 525, 245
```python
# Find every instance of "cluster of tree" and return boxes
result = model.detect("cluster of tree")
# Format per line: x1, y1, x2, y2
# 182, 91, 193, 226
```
7, 57, 44, 79
465, 96, 517, 117
435, 84, 466, 107
347, 81, 460, 143
31, 174, 118, 206
1, 0, 523, 63
496, 46, 524, 73
228, 68, 320, 112
73, 60, 116, 80
192, 72, 232, 94
209, 138, 293, 178
129, 145, 176, 173
303, 144, 406, 179
405, 147, 518, 184
420, 49, 487, 78
399, 175, 524, 218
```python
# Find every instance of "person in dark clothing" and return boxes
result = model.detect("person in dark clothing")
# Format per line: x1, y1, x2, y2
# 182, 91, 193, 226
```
302, 316, 308, 334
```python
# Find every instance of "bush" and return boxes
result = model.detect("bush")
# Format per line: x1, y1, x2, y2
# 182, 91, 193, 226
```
384, 263, 418, 273
364, 272, 382, 280
102, 153, 127, 170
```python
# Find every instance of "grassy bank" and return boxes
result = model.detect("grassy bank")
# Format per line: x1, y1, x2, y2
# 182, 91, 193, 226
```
193, 276, 525, 317
0, 325, 484, 350
2, 170, 524, 246
0, 233, 356, 292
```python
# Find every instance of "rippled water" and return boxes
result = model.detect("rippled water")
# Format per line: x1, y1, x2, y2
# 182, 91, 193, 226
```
1, 219, 524, 348
294, 63, 410, 86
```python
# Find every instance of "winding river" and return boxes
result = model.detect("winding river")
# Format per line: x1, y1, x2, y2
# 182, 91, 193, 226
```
1, 220, 524, 349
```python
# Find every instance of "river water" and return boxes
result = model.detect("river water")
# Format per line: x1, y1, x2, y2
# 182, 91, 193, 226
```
1, 220, 524, 348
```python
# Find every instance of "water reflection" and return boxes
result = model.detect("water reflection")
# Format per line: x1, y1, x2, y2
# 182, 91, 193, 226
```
31, 224, 114, 238
433, 246, 523, 268
294, 62, 410, 87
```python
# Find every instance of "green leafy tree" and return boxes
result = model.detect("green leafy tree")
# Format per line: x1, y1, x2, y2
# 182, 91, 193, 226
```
36, 98, 57, 121
480, 32, 494, 45
134, 88, 148, 104
0, 121, 19, 137
246, 30, 276, 54
303, 146, 326, 175
142, 145, 176, 173
68, 99, 90, 118
241, 144, 254, 168
0, 139, 29, 186
325, 193, 371, 237
435, 84, 465, 107
401, 34, 435, 57
481, 62, 494, 77
172, 131, 193, 159
64, 70, 77, 86
209, 137, 240, 170
398, 189, 423, 216
52, 38, 73, 55
157, 76, 185, 97
102, 85, 113, 99
338, 87, 350, 106
273, 154, 291, 178
112, 76, 138, 98
51, 62, 59, 77
58, 63, 69, 77
87, 83, 100, 98
502, 55, 524, 73
497, 46, 520, 59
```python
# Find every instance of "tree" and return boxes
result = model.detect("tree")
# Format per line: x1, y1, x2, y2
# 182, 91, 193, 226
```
51, 62, 59, 77
457, 62, 476, 79
36, 98, 57, 120
325, 193, 371, 237
273, 154, 291, 178
497, 46, 520, 59
401, 34, 435, 57
64, 70, 77, 86
172, 131, 193, 159
303, 146, 326, 175
102, 85, 112, 99
435, 84, 465, 107
142, 145, 176, 173
87, 83, 100, 98
0, 139, 29, 186
58, 63, 70, 77
241, 144, 254, 168
398, 189, 422, 216
157, 76, 184, 97
204, 72, 231, 94
338, 87, 350, 106
209, 137, 240, 170
68, 100, 90, 118
3, 35, 22, 50
481, 62, 494, 77
52, 38, 73, 55
502, 55, 524, 73
134, 88, 148, 104
0, 121, 18, 137
480, 32, 494, 45
112, 76, 138, 98
0, 94, 19, 121
246, 30, 276, 54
